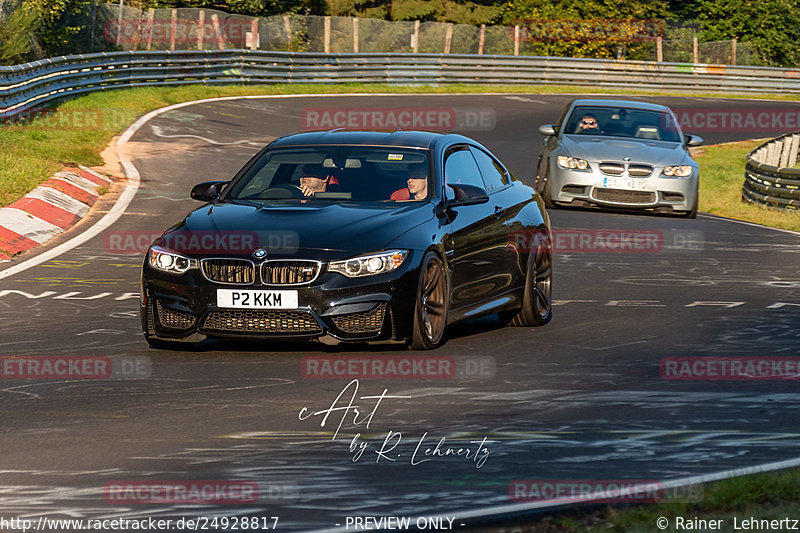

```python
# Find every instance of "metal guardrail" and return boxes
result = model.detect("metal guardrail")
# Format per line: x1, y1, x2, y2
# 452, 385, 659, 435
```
744, 132, 800, 210
4, 50, 800, 118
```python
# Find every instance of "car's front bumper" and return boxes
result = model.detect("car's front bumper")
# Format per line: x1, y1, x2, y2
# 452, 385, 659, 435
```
140, 252, 422, 344
549, 165, 698, 213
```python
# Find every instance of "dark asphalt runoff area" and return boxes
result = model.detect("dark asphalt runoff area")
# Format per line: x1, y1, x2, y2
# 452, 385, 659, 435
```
1, 94, 800, 531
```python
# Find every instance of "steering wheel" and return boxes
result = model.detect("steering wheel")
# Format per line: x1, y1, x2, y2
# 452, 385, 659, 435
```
258, 183, 305, 199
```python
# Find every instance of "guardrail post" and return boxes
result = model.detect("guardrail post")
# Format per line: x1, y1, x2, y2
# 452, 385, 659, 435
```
444, 23, 453, 54
780, 138, 792, 167
413, 20, 420, 53
145, 8, 154, 50
249, 18, 259, 50
766, 141, 778, 166
170, 9, 177, 50
514, 25, 520, 56
211, 13, 224, 50
789, 134, 800, 168
284, 16, 292, 50
324, 16, 331, 54
116, 0, 123, 46
731, 37, 737, 65
478, 24, 485, 55
692, 35, 698, 64
353, 17, 359, 53
656, 36, 663, 62
197, 10, 205, 50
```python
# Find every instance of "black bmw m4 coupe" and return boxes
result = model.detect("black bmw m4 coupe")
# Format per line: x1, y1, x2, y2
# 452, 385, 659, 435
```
140, 130, 552, 350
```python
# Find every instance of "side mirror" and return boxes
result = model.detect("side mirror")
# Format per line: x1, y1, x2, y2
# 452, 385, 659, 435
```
685, 135, 704, 147
191, 180, 228, 202
538, 124, 557, 136
446, 184, 489, 207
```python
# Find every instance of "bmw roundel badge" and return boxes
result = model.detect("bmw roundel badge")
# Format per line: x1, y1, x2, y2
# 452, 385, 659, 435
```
252, 248, 267, 259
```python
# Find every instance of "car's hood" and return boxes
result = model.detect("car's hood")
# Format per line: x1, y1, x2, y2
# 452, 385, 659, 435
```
560, 135, 690, 166
158, 201, 435, 259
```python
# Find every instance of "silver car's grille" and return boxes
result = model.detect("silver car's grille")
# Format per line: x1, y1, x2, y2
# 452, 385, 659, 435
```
260, 260, 321, 285
628, 164, 654, 177
599, 162, 625, 175
201, 259, 255, 285
592, 188, 656, 204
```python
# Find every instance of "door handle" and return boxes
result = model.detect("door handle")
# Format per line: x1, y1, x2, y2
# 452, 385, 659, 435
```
494, 206, 505, 218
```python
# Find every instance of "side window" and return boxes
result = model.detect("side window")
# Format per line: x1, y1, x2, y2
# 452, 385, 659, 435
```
470, 147, 509, 193
444, 147, 484, 194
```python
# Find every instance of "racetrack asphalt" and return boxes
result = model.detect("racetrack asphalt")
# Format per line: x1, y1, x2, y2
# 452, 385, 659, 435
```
0, 94, 799, 531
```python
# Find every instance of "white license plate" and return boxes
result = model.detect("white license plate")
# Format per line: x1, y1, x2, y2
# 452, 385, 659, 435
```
216, 289, 298, 309
602, 177, 648, 191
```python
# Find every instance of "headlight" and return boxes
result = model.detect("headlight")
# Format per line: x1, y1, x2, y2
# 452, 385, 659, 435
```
663, 165, 693, 177
557, 156, 590, 170
329, 250, 408, 278
148, 246, 195, 274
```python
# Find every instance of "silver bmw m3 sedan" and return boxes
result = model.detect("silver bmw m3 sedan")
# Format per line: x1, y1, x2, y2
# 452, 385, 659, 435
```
535, 99, 703, 218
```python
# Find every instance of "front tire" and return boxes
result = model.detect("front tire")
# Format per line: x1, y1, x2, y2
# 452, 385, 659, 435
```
409, 252, 449, 350
536, 171, 554, 209
507, 231, 552, 327
681, 190, 698, 218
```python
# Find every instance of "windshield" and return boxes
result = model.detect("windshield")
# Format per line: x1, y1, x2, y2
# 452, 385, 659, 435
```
564, 106, 682, 142
225, 146, 431, 204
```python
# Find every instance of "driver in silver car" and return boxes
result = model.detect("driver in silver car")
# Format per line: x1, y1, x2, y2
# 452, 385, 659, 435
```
577, 113, 602, 134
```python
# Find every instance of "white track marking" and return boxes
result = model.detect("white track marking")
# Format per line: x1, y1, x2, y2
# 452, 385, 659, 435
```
149, 124, 265, 146
698, 213, 800, 236
308, 455, 800, 532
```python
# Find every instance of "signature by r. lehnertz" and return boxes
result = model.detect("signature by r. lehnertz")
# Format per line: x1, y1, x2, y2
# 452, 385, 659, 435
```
298, 379, 493, 468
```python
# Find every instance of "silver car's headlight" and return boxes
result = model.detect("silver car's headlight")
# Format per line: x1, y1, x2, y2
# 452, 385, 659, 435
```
662, 165, 693, 177
557, 156, 590, 170
148, 246, 196, 274
329, 250, 408, 278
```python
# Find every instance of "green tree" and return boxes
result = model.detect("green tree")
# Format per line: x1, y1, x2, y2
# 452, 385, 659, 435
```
498, 0, 670, 59
695, 0, 800, 67
0, 5, 41, 63
389, 0, 499, 24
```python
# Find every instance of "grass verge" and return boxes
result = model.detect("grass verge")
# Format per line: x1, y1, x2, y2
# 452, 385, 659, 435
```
522, 467, 800, 533
0, 82, 799, 232
694, 140, 800, 232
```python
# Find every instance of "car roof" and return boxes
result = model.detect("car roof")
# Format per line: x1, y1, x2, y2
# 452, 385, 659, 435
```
568, 99, 672, 113
269, 130, 474, 150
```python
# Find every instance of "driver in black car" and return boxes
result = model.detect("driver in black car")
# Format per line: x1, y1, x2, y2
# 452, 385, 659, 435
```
299, 166, 331, 197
